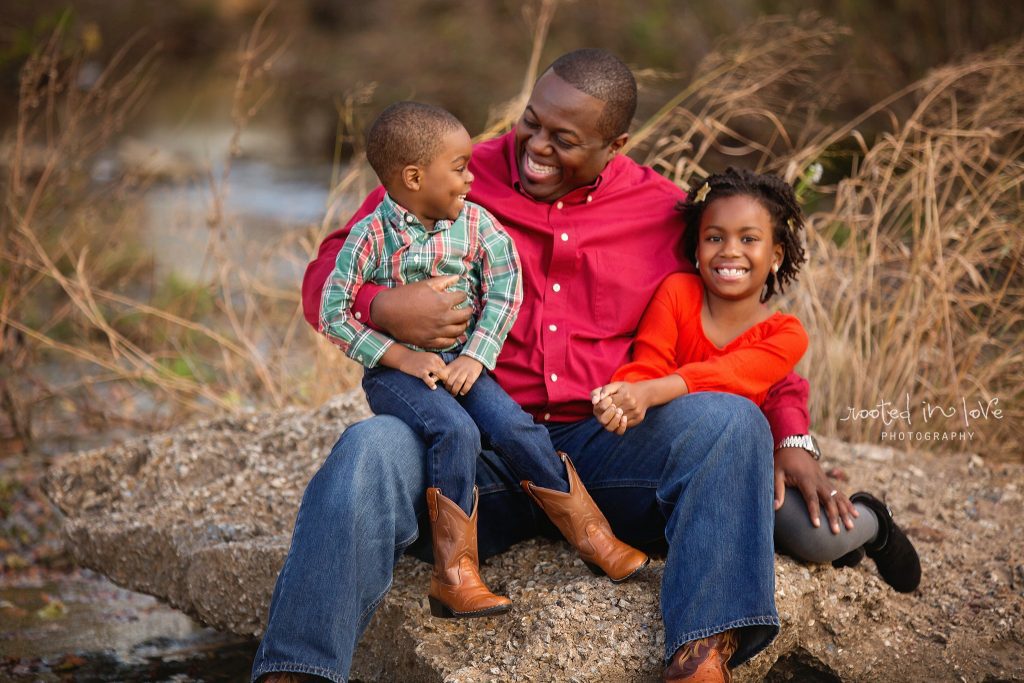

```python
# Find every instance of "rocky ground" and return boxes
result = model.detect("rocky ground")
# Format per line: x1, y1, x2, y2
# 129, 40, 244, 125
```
41, 390, 1024, 681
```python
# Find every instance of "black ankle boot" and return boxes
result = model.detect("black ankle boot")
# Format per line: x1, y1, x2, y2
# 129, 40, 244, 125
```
831, 546, 865, 569
850, 492, 921, 593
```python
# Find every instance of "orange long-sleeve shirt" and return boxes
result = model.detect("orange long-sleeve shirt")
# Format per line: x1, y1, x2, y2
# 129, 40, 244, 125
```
611, 273, 808, 406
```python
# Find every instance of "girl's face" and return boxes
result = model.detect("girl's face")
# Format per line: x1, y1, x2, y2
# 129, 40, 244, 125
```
696, 194, 784, 303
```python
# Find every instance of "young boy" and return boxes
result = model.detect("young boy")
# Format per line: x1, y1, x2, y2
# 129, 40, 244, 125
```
319, 101, 648, 620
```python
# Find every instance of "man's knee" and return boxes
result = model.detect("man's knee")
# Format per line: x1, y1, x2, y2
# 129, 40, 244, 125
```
315, 415, 427, 499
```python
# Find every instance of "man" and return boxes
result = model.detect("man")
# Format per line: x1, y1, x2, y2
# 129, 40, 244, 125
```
253, 48, 847, 683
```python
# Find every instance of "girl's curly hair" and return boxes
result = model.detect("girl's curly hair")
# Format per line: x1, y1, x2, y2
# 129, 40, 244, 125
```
678, 167, 807, 302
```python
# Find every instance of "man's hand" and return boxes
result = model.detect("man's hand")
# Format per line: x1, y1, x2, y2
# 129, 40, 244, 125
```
591, 381, 651, 435
773, 447, 858, 534
393, 349, 449, 390
444, 356, 484, 396
370, 275, 472, 349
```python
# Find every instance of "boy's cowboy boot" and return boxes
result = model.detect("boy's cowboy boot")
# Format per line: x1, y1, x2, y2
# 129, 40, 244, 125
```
426, 486, 512, 618
521, 452, 649, 582
663, 630, 738, 682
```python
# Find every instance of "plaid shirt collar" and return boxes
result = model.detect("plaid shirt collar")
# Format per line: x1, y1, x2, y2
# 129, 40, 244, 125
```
381, 193, 453, 234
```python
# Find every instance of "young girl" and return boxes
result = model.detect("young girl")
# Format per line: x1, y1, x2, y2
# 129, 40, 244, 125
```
592, 167, 921, 594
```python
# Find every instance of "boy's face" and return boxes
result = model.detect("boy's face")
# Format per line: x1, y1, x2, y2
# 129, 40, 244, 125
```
697, 195, 784, 303
418, 126, 475, 223
514, 71, 627, 203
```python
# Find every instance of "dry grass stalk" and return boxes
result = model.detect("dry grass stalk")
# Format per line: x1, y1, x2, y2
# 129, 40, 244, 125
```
794, 44, 1024, 459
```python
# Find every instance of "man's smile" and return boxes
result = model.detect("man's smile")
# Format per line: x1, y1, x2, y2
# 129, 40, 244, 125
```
522, 152, 560, 181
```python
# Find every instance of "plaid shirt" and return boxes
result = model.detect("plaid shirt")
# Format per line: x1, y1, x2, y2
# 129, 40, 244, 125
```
319, 193, 522, 370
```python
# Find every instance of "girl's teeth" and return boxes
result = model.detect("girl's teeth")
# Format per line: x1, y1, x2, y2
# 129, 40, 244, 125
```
715, 268, 748, 278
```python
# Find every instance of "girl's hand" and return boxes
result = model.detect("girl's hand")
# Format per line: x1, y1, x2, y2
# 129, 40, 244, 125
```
591, 382, 649, 434
773, 447, 858, 534
443, 356, 483, 396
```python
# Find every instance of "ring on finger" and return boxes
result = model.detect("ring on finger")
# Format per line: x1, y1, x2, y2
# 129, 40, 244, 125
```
829, 489, 838, 498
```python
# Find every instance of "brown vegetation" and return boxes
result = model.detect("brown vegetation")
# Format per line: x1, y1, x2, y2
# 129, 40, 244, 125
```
1, 11, 1021, 460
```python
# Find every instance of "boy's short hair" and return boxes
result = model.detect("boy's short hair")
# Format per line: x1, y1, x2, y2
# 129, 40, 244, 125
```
365, 101, 464, 184
547, 48, 637, 142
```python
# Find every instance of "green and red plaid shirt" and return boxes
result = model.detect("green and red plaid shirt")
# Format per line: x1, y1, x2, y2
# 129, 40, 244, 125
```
319, 193, 522, 370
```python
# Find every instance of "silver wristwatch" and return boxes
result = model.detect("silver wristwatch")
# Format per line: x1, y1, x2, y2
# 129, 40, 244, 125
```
776, 434, 821, 460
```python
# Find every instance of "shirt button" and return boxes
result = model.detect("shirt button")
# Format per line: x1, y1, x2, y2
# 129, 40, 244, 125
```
560, 232, 569, 242
556, 201, 564, 210
587, 195, 593, 203
543, 413, 551, 421
552, 283, 561, 292
405, 214, 415, 224
550, 373, 558, 382
548, 324, 557, 332
354, 312, 362, 320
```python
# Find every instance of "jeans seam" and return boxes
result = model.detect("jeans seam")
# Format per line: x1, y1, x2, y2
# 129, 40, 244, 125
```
358, 577, 394, 624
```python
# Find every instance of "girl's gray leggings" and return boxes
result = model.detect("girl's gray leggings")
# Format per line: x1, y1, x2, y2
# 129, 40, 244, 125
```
774, 487, 879, 563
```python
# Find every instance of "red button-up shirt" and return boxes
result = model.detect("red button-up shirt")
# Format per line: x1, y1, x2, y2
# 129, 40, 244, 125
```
302, 131, 810, 441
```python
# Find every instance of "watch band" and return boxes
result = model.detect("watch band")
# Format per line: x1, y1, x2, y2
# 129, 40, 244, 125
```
776, 434, 821, 460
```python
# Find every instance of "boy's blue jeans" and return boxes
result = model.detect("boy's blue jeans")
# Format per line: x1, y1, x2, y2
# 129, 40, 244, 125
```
251, 392, 779, 683
361, 357, 567, 515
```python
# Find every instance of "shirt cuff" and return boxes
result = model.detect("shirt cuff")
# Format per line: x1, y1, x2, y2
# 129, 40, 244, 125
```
767, 406, 811, 449
461, 331, 500, 370
347, 329, 394, 368
353, 283, 388, 332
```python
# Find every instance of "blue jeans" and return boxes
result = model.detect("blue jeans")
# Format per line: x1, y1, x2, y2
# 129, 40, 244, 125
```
251, 392, 778, 682
361, 360, 567, 515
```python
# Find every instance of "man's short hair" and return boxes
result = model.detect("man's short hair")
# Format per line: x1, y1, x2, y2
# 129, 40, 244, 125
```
365, 101, 464, 183
547, 48, 637, 141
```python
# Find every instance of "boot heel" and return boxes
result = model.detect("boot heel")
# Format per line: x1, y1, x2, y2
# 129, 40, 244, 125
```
428, 595, 456, 618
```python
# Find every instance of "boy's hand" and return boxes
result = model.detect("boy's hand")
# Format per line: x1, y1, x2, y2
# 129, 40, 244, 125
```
396, 350, 449, 390
591, 382, 650, 434
444, 356, 483, 396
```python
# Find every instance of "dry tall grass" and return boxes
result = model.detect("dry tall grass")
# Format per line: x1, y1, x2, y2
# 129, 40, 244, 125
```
2, 11, 1020, 460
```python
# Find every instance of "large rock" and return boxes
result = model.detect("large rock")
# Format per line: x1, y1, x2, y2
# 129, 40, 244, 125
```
44, 391, 1024, 681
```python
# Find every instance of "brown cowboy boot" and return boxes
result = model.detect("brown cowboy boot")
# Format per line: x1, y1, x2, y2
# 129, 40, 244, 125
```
521, 452, 649, 583
663, 629, 738, 682
426, 486, 512, 619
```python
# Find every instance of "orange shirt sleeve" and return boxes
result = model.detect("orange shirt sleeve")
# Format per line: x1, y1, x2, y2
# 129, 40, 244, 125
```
676, 315, 809, 403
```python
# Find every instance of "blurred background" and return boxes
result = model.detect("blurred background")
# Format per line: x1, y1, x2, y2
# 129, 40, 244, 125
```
1, 0, 1022, 679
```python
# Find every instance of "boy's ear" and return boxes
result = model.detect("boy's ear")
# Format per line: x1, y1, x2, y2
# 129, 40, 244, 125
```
401, 165, 422, 192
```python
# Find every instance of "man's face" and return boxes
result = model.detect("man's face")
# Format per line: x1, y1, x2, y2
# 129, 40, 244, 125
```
514, 71, 627, 203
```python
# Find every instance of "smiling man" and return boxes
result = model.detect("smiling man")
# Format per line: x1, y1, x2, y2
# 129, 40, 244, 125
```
253, 49, 823, 683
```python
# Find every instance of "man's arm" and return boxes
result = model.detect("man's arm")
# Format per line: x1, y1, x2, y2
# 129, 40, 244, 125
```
301, 186, 471, 347
764, 373, 859, 535
761, 371, 810, 446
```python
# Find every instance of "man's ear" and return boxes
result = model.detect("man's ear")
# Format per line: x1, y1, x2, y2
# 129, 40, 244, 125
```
607, 133, 629, 157
401, 165, 422, 191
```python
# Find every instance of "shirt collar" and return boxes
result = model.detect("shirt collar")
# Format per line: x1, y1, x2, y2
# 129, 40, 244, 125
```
504, 130, 615, 204
381, 193, 451, 233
